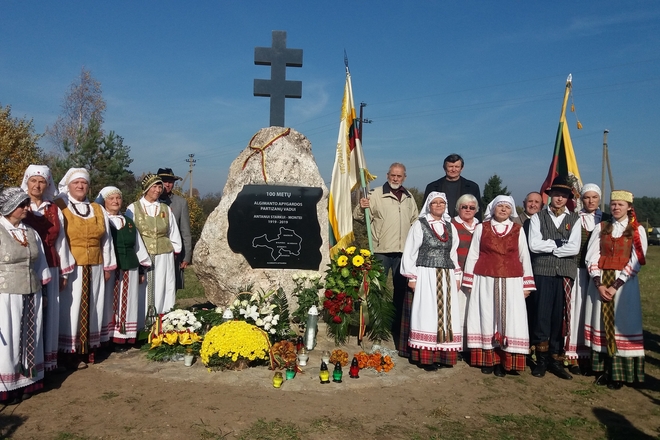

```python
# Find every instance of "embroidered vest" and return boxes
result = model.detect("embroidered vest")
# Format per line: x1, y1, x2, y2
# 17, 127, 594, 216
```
110, 216, 140, 270
415, 218, 454, 269
0, 226, 41, 294
473, 221, 524, 278
531, 209, 578, 279
598, 223, 633, 271
451, 219, 473, 270
57, 200, 106, 266
133, 202, 173, 255
23, 203, 60, 268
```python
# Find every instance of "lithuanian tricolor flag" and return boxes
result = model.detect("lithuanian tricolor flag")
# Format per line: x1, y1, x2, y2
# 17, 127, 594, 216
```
328, 70, 375, 256
540, 74, 583, 210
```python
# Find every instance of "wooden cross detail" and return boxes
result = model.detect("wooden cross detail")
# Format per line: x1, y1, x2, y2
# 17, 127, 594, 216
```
254, 30, 303, 127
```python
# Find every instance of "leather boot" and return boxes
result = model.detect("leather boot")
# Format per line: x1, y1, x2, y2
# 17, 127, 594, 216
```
547, 356, 573, 380
532, 353, 547, 377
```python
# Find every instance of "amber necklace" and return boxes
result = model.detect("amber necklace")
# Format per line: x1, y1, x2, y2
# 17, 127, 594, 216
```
11, 229, 29, 247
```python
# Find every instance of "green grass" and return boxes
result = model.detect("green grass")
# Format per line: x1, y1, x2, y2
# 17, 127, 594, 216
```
99, 391, 118, 400
53, 433, 89, 440
174, 265, 206, 304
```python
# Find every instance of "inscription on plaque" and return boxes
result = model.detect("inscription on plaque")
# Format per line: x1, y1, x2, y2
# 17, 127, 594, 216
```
228, 185, 322, 269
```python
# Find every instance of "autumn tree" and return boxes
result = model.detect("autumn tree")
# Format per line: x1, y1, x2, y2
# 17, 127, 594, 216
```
45, 67, 106, 152
0, 104, 44, 188
482, 174, 511, 206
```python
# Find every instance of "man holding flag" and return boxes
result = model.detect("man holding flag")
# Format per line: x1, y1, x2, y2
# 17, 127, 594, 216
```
354, 163, 418, 352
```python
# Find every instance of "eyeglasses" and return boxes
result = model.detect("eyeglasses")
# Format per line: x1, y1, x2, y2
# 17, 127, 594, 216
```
460, 205, 476, 211
430, 201, 446, 206
17, 200, 31, 209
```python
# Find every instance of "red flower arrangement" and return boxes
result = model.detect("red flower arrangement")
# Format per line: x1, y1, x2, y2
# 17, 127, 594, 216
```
323, 290, 354, 324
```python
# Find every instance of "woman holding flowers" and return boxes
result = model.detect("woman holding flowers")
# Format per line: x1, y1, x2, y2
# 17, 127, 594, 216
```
584, 190, 647, 390
462, 195, 535, 376
20, 165, 74, 372
401, 192, 462, 371
96, 186, 151, 348
0, 187, 51, 405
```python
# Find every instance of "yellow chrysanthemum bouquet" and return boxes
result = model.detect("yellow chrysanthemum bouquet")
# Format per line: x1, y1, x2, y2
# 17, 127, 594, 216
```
201, 321, 271, 371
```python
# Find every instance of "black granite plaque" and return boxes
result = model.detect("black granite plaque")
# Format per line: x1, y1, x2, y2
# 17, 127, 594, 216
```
228, 185, 323, 269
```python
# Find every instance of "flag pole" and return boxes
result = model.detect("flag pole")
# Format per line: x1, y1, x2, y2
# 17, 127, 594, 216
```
345, 52, 374, 253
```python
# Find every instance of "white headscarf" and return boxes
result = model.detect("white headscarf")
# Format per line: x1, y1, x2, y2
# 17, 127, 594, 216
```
94, 186, 122, 206
580, 183, 602, 198
484, 195, 518, 221
58, 168, 90, 195
420, 191, 452, 222
20, 164, 58, 201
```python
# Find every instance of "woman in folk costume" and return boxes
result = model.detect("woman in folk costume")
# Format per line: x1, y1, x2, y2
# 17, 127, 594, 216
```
451, 193, 480, 352
584, 190, 646, 390
126, 173, 181, 329
20, 165, 75, 373
564, 184, 610, 375
55, 168, 116, 368
400, 192, 462, 371
0, 188, 52, 405
462, 195, 535, 376
95, 186, 151, 348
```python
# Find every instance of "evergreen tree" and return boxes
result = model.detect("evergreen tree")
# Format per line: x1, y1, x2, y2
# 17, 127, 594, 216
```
482, 174, 511, 206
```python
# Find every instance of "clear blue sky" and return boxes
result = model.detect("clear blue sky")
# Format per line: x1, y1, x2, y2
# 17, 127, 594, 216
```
2, 1, 659, 205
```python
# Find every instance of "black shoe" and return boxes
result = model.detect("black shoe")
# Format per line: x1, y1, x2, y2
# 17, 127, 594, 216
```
493, 365, 506, 377
435, 363, 453, 369
532, 358, 547, 377
547, 361, 573, 380
507, 369, 520, 376
568, 365, 581, 375
481, 366, 494, 375
21, 392, 32, 401
421, 364, 438, 372
607, 381, 623, 390
114, 345, 130, 353
595, 373, 609, 386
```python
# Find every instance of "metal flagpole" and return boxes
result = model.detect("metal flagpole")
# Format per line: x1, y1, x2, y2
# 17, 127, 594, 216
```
345, 52, 374, 253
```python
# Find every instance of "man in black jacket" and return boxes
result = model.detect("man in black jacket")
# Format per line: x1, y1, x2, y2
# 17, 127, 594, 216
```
423, 154, 484, 220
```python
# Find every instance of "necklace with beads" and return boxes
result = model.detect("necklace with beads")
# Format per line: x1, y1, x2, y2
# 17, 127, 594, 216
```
71, 202, 91, 217
11, 229, 29, 247
431, 222, 449, 242
491, 222, 511, 238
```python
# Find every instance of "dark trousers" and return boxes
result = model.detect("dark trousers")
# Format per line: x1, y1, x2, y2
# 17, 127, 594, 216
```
375, 252, 407, 351
530, 274, 566, 355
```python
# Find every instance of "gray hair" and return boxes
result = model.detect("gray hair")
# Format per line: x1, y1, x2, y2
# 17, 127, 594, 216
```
455, 194, 479, 214
388, 163, 407, 176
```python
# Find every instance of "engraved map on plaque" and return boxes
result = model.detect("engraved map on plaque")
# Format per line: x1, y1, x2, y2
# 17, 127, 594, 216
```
227, 185, 323, 269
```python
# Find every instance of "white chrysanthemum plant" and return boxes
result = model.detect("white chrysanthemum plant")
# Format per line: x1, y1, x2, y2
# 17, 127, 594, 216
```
161, 309, 203, 333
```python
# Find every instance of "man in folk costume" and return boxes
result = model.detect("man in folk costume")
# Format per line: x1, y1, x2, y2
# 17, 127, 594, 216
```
401, 192, 462, 371
55, 168, 116, 369
462, 195, 535, 377
157, 168, 192, 291
354, 163, 419, 355
20, 165, 75, 373
513, 192, 543, 228
528, 175, 581, 379
126, 174, 182, 329
96, 186, 151, 348
565, 184, 610, 375
584, 190, 646, 389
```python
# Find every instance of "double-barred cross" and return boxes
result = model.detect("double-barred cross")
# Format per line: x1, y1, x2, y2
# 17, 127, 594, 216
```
253, 30, 303, 127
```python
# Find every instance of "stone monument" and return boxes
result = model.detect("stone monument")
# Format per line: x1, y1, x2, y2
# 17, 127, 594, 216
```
193, 127, 330, 306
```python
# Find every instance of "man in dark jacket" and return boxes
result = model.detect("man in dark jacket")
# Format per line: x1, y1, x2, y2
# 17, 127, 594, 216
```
423, 154, 484, 220
157, 168, 192, 290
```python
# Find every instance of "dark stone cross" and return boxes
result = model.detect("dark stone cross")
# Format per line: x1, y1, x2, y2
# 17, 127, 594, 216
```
254, 30, 303, 127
